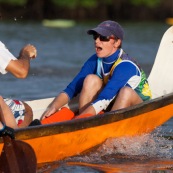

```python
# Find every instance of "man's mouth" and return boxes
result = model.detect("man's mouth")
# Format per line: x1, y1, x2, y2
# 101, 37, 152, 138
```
96, 46, 102, 52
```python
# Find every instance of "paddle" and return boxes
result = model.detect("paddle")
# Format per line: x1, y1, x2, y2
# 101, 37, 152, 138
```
0, 136, 37, 173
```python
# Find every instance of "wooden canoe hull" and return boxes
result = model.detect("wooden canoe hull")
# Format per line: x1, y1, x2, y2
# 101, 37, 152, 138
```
1, 93, 173, 164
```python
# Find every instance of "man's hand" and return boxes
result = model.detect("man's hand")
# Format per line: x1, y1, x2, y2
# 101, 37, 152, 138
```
41, 107, 57, 120
20, 44, 37, 59
0, 125, 15, 139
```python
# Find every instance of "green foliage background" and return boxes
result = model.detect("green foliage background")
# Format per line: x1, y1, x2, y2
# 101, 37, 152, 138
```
130, 0, 161, 7
0, 0, 161, 7
0, 0, 26, 6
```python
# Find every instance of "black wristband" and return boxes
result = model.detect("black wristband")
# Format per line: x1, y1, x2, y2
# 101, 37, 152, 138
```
0, 125, 15, 139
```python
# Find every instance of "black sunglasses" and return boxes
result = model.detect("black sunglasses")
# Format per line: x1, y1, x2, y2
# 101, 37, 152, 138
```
93, 34, 115, 42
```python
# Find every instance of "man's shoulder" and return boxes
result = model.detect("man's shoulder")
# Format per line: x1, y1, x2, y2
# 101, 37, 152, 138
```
86, 53, 98, 63
89, 53, 98, 60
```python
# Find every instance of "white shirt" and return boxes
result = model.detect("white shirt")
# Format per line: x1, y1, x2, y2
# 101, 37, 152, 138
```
0, 41, 17, 74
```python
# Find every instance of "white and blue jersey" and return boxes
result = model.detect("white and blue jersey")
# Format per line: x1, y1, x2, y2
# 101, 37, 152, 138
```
63, 49, 151, 114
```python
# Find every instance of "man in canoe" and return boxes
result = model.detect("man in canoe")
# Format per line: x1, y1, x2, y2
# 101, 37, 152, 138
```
0, 43, 37, 138
41, 20, 152, 122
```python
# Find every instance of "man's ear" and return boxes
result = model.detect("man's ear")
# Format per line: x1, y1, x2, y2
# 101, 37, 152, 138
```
114, 39, 121, 48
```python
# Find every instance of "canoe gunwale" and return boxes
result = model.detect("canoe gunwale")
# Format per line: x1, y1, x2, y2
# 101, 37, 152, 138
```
4, 93, 170, 141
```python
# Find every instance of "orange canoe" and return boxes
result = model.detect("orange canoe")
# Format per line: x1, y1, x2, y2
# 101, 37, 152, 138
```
0, 93, 172, 164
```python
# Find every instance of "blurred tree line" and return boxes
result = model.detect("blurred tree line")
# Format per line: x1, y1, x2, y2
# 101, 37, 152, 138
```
0, 0, 172, 21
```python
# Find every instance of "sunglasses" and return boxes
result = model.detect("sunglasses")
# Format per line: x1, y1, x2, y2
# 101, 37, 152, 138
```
93, 34, 115, 42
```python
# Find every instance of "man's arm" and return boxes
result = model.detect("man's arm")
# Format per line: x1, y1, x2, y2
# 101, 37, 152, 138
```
41, 92, 69, 120
6, 44, 37, 78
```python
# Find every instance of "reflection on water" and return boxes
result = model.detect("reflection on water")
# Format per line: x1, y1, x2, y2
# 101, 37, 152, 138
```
0, 21, 172, 172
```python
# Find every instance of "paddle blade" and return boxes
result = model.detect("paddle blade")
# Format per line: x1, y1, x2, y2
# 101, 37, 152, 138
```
0, 136, 37, 173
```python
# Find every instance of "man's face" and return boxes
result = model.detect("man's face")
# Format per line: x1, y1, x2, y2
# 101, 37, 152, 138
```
93, 34, 121, 58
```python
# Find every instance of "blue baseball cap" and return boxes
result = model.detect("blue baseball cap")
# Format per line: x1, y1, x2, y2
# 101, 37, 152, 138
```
87, 20, 124, 40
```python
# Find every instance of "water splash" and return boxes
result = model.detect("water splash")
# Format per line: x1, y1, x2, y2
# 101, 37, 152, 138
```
66, 130, 173, 163
97, 133, 172, 159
